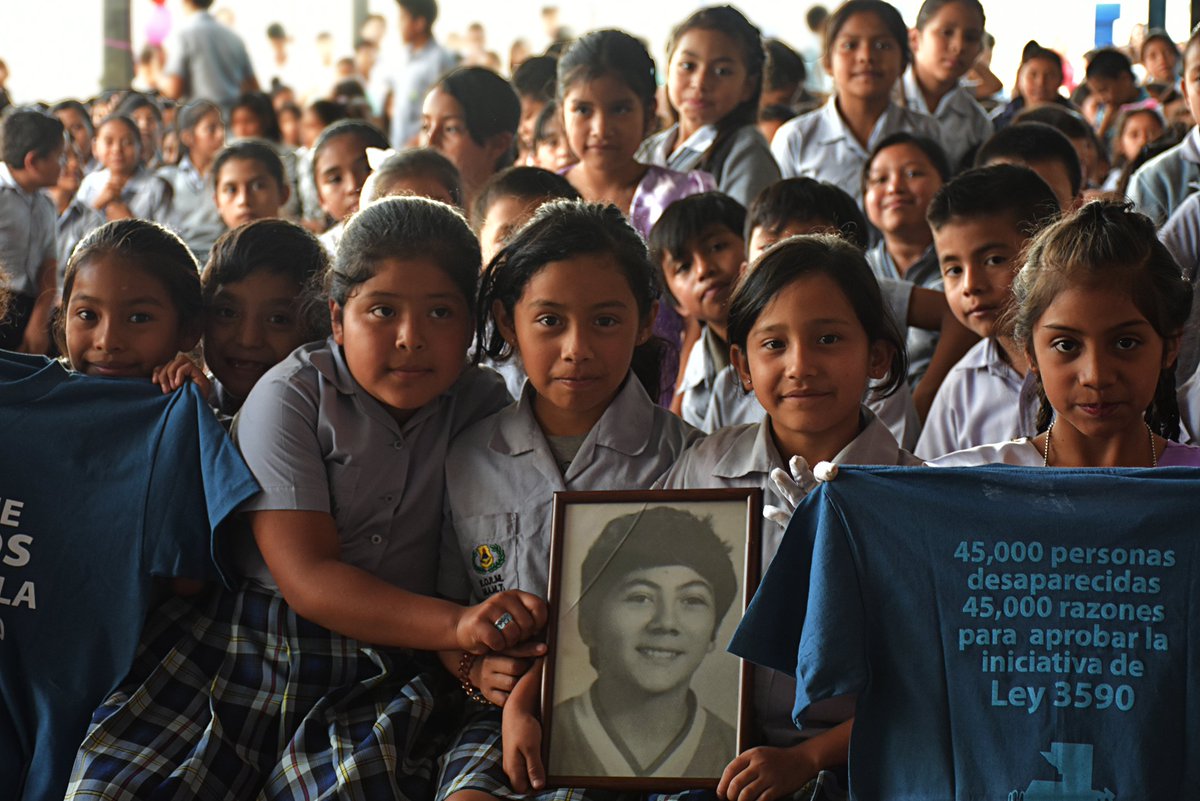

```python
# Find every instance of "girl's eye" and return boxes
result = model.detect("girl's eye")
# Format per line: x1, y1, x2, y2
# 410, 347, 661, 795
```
369, 305, 395, 319
267, 313, 294, 326
677, 60, 696, 72
715, 66, 734, 78
1115, 336, 1141, 351
74, 308, 96, 322
904, 169, 925, 179
213, 305, 237, 319
430, 306, 453, 319
1050, 339, 1078, 354
535, 314, 561, 327
817, 334, 841, 345
129, 312, 152, 324
761, 338, 785, 351
872, 39, 896, 51
595, 314, 619, 327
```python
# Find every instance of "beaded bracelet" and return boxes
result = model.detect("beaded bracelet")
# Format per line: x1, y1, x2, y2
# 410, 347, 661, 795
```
458, 651, 489, 704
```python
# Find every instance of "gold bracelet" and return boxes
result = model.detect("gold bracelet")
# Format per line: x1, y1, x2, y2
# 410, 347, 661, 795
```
458, 651, 488, 704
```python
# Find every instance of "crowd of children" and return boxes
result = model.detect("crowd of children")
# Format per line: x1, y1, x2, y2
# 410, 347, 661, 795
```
3, 0, 1200, 799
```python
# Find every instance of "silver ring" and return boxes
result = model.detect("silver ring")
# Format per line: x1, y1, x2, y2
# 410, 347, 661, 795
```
493, 612, 515, 631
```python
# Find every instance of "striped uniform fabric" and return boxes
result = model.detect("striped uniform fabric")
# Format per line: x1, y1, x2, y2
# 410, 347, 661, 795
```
66, 585, 462, 801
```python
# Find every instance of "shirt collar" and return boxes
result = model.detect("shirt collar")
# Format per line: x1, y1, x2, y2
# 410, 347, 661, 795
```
713, 419, 784, 479
902, 69, 970, 118
672, 123, 718, 158
835, 407, 901, 465
490, 374, 655, 458
680, 325, 721, 393
0, 162, 29, 195
1183, 126, 1200, 164
310, 335, 453, 433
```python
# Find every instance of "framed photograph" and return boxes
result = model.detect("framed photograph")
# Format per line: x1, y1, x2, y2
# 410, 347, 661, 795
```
541, 488, 762, 792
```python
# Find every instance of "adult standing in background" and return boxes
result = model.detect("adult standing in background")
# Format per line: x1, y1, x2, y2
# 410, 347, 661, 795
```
376, 0, 459, 149
159, 0, 259, 120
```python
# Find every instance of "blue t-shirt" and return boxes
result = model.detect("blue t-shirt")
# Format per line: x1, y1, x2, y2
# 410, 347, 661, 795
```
731, 465, 1200, 801
0, 351, 259, 801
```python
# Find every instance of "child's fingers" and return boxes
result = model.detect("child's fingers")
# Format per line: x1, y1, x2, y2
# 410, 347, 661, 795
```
523, 739, 546, 790
486, 655, 533, 678
718, 756, 750, 800
504, 747, 530, 794
499, 641, 547, 659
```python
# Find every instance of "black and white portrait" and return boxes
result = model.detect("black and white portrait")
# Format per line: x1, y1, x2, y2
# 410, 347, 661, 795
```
544, 491, 759, 789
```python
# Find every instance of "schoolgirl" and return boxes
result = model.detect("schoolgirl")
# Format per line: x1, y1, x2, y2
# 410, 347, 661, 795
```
770, 0, 942, 208
158, 100, 226, 258
935, 200, 1200, 467
436, 200, 701, 801
76, 114, 171, 223
65, 197, 543, 801
637, 6, 781, 207
661, 234, 921, 799
901, 0, 993, 171
311, 119, 390, 254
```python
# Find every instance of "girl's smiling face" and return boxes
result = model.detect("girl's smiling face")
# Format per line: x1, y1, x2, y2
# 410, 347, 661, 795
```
864, 142, 944, 237
94, 119, 140, 176
666, 28, 756, 131
65, 255, 195, 378
330, 256, 473, 423
561, 74, 653, 173
825, 11, 904, 102
496, 251, 655, 437
732, 272, 890, 462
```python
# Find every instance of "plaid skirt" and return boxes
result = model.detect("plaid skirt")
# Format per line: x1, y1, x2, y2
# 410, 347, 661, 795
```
66, 584, 462, 801
436, 705, 627, 801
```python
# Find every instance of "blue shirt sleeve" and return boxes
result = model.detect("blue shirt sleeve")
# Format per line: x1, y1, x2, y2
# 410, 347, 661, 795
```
141, 384, 259, 587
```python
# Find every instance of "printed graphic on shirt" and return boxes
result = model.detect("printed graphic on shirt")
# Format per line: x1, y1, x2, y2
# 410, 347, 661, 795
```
0, 496, 37, 636
1010, 742, 1113, 801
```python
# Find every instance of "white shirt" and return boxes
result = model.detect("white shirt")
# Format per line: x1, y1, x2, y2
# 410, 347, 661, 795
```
771, 98, 945, 206
900, 69, 992, 173
915, 337, 1040, 460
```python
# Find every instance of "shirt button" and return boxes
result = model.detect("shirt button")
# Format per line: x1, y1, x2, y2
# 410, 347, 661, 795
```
371, 535, 383, 544
393, 440, 403, 449
381, 495, 395, 503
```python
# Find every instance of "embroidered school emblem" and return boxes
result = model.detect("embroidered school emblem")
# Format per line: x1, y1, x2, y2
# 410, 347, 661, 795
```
473, 544, 507, 574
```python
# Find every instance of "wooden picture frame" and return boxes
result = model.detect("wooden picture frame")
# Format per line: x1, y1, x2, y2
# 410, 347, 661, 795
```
541, 488, 762, 792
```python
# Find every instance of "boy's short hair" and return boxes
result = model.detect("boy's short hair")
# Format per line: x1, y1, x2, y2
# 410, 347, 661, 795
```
974, 122, 1083, 198
1, 109, 65, 167
1013, 104, 1092, 142
759, 104, 799, 125
747, 178, 869, 249
927, 164, 1061, 236
648, 191, 747, 305
212, 139, 287, 192
511, 55, 558, 102
1085, 47, 1135, 81
397, 0, 438, 26
472, 165, 580, 226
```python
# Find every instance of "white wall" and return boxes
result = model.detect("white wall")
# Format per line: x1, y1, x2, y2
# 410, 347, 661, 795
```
0, 1, 1190, 105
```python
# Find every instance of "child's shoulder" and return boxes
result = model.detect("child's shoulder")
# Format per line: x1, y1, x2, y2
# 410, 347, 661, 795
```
1158, 440, 1200, 467
927, 437, 1040, 467
668, 421, 763, 483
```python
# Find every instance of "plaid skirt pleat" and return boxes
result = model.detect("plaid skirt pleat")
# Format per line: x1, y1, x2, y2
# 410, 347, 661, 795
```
66, 585, 460, 801
435, 705, 623, 801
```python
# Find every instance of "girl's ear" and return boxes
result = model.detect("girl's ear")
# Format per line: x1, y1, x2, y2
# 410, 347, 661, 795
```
493, 298, 518, 351
1163, 331, 1183, 369
278, 180, 292, 207
731, 343, 753, 391
867, 340, 892, 381
329, 298, 345, 345
908, 27, 921, 55
636, 299, 659, 345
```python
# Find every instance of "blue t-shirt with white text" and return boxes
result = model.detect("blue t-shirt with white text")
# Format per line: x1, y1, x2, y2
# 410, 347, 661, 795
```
731, 465, 1200, 801
0, 351, 259, 801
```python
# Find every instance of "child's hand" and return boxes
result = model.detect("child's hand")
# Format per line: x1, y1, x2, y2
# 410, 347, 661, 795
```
718, 745, 819, 801
472, 641, 547, 706
152, 353, 212, 397
456, 590, 548, 654
502, 701, 546, 792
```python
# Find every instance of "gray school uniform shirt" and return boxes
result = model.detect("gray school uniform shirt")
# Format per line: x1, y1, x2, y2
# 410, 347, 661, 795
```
439, 375, 702, 603
0, 162, 56, 297
637, 122, 782, 209
900, 70, 992, 173
231, 337, 511, 593
660, 409, 921, 746
77, 167, 172, 224
158, 157, 224, 261
678, 324, 728, 429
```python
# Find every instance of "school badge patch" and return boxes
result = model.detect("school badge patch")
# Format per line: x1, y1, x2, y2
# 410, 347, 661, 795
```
473, 544, 506, 574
